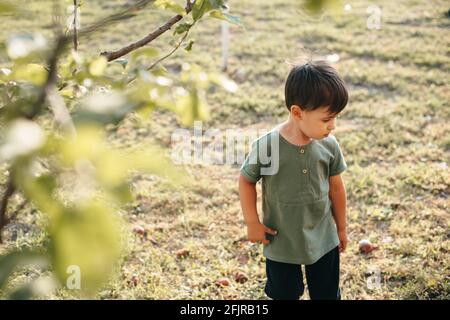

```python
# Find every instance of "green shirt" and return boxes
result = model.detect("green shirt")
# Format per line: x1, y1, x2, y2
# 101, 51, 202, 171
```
240, 127, 347, 265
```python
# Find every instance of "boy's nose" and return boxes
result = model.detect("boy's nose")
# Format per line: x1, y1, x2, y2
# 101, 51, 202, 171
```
328, 119, 336, 130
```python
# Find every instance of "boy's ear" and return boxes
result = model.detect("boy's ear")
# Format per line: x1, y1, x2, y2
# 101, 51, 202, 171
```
291, 105, 303, 119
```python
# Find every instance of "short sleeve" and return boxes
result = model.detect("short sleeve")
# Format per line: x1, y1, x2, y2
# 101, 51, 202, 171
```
329, 137, 347, 176
240, 141, 261, 183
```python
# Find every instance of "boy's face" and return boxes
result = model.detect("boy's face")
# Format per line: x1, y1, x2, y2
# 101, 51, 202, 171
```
291, 105, 338, 139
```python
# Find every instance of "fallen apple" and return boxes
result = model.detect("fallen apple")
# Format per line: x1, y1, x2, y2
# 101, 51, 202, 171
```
129, 274, 139, 286
234, 272, 248, 284
359, 239, 378, 254
215, 278, 231, 287
176, 249, 190, 259
133, 225, 146, 236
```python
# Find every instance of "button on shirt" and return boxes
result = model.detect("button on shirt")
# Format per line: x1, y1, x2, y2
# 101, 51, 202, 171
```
240, 128, 347, 265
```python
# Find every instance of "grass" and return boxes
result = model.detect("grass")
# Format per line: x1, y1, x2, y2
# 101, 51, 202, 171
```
0, 0, 449, 299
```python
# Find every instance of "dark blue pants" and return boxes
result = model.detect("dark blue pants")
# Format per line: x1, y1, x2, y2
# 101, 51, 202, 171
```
264, 246, 341, 300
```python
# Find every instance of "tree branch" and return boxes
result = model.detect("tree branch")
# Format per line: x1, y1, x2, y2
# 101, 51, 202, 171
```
147, 29, 191, 71
0, 35, 67, 243
73, 0, 79, 51
1, 0, 198, 242
25, 36, 69, 120
0, 0, 213, 245
101, 0, 195, 62
127, 27, 192, 85
4, 199, 27, 226
67, 0, 156, 41
0, 175, 15, 243
0, 0, 163, 243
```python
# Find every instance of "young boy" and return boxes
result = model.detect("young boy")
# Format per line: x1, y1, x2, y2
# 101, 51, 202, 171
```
239, 60, 348, 300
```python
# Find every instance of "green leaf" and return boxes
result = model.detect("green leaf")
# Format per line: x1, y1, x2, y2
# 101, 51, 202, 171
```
135, 102, 155, 119
192, 0, 226, 21
192, 0, 208, 21
89, 56, 108, 76
184, 40, 194, 52
209, 11, 242, 26
114, 58, 128, 70
154, 0, 186, 15
131, 47, 159, 60
95, 148, 131, 187
302, 0, 325, 14
59, 87, 75, 99
176, 89, 209, 126
49, 201, 123, 292
173, 22, 193, 35
15, 172, 61, 221
57, 124, 105, 166
12, 63, 48, 86
301, 0, 342, 15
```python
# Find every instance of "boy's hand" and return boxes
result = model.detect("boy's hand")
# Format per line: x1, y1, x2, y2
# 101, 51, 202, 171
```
337, 229, 348, 253
247, 222, 277, 245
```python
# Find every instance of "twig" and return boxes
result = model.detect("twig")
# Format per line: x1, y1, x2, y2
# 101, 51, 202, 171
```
0, 176, 15, 243
127, 28, 192, 85
67, 0, 156, 41
73, 0, 79, 51
148, 29, 191, 71
101, 0, 195, 62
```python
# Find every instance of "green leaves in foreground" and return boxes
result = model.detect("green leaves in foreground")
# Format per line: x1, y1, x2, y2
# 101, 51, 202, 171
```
0, 2, 240, 295
3, 122, 189, 295
48, 201, 122, 293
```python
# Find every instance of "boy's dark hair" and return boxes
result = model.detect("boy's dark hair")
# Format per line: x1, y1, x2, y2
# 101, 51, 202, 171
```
285, 60, 348, 115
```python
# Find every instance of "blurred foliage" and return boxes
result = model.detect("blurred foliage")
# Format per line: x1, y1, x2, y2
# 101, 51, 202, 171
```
301, 0, 344, 15
0, 0, 238, 298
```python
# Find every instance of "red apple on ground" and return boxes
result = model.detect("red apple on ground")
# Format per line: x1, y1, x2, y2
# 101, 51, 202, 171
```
176, 249, 190, 259
234, 272, 249, 284
359, 239, 378, 254
133, 225, 146, 236
215, 278, 231, 287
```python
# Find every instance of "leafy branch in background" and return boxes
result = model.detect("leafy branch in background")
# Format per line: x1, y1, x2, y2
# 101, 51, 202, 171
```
100, 0, 195, 62
0, 0, 239, 298
101, 0, 241, 71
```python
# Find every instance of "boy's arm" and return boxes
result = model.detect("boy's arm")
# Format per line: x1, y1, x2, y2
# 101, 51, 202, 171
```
329, 174, 348, 252
239, 174, 277, 245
